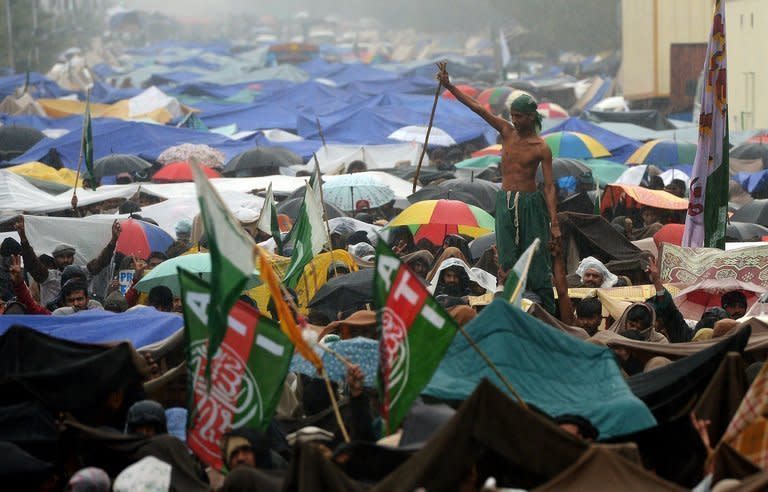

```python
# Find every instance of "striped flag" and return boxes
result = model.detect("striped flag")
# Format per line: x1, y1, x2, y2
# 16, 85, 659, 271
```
683, 0, 728, 249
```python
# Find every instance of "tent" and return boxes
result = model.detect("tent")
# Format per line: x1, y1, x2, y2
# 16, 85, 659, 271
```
423, 299, 656, 439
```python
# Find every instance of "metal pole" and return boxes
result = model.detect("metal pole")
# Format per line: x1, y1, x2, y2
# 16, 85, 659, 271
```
5, 0, 15, 72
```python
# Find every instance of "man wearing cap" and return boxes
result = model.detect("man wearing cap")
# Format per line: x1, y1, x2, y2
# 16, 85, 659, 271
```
15, 217, 121, 306
439, 65, 559, 313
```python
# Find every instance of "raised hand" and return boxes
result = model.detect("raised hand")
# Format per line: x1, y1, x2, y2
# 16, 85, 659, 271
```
435, 61, 449, 86
9, 254, 23, 285
111, 220, 122, 242
346, 364, 365, 398
14, 217, 26, 242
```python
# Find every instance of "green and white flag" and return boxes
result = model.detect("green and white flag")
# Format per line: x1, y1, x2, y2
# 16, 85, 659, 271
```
683, 0, 729, 249
179, 269, 293, 470
283, 183, 327, 288
374, 240, 458, 434
191, 162, 256, 375
502, 238, 540, 306
81, 94, 96, 189
256, 182, 283, 255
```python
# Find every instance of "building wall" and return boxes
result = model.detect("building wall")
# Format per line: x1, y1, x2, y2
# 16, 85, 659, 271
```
727, 0, 766, 131
620, 0, 712, 100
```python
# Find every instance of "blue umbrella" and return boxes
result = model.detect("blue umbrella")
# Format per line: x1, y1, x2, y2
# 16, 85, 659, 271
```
290, 336, 379, 386
735, 170, 768, 193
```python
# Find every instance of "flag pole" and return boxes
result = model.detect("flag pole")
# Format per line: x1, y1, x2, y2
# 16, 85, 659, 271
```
313, 153, 338, 277
457, 325, 529, 410
71, 89, 91, 212
412, 61, 446, 193
321, 368, 351, 442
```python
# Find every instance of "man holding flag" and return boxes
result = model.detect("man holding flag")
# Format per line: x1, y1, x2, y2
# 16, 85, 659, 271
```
683, 0, 729, 249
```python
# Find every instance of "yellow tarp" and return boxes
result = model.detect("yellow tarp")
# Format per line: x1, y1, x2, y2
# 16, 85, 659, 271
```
38, 99, 175, 124
602, 184, 689, 211
7, 162, 83, 188
568, 284, 681, 320
248, 249, 359, 317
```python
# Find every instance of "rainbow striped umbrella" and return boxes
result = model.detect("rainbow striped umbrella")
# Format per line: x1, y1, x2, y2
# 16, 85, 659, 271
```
626, 139, 698, 169
387, 199, 495, 245
544, 131, 611, 159
477, 86, 513, 114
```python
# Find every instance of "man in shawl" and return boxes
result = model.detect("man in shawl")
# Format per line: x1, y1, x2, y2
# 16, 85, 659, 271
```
575, 256, 619, 289
439, 65, 559, 313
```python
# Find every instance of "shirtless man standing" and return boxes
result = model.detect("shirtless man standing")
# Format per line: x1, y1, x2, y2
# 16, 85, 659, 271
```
438, 64, 559, 313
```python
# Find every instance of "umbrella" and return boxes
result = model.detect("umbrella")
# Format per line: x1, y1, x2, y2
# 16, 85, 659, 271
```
407, 188, 484, 210
388, 126, 456, 147
469, 232, 495, 262
543, 131, 611, 159
659, 168, 691, 187
388, 199, 495, 245
653, 224, 684, 247
0, 126, 46, 160
93, 154, 152, 178
223, 147, 303, 177
471, 144, 502, 158
453, 155, 501, 170
674, 280, 759, 320
291, 337, 378, 386
323, 174, 395, 212
625, 139, 698, 168
537, 102, 568, 119
536, 158, 592, 183
151, 161, 221, 183
730, 142, 768, 169
441, 84, 478, 100
477, 86, 513, 114
157, 143, 226, 168
615, 164, 662, 186
731, 199, 768, 227
437, 178, 500, 212
734, 170, 768, 194
135, 253, 261, 295
726, 222, 768, 242
277, 197, 346, 220
747, 134, 768, 144
115, 218, 175, 259
308, 269, 374, 321
582, 158, 628, 186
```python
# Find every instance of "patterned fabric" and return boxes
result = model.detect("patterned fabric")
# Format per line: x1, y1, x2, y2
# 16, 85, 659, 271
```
291, 336, 378, 386
722, 363, 768, 469
660, 244, 768, 287
113, 456, 171, 492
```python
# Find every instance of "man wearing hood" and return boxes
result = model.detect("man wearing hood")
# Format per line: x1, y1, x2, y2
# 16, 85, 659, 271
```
575, 256, 619, 289
15, 217, 120, 306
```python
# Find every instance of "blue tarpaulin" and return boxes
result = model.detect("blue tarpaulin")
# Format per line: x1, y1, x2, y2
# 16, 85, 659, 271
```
423, 299, 656, 439
735, 169, 768, 193
0, 308, 183, 349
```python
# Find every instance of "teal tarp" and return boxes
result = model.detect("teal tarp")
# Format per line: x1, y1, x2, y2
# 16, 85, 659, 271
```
423, 299, 656, 439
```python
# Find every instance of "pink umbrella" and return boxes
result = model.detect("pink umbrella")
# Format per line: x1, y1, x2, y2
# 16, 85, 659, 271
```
538, 102, 569, 119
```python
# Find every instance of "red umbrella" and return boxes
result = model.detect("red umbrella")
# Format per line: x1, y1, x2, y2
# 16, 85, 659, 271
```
152, 161, 221, 183
116, 219, 175, 259
441, 84, 478, 100
653, 224, 684, 249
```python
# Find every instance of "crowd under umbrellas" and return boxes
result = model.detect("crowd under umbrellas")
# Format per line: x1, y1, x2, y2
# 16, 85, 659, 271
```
0, 8, 768, 492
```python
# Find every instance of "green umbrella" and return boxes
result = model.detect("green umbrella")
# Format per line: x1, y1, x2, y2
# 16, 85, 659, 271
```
583, 159, 628, 186
135, 253, 261, 296
454, 155, 501, 170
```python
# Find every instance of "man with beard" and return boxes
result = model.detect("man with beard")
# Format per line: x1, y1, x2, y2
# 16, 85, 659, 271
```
575, 256, 619, 289
435, 265, 471, 299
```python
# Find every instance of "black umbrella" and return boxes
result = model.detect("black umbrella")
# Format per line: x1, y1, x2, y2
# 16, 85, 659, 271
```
731, 199, 768, 227
730, 142, 768, 167
558, 191, 596, 215
726, 221, 768, 242
0, 126, 46, 161
93, 154, 152, 178
308, 269, 374, 321
437, 178, 500, 212
536, 158, 592, 183
408, 187, 485, 211
223, 147, 303, 177
468, 232, 495, 261
378, 167, 456, 186
277, 196, 346, 220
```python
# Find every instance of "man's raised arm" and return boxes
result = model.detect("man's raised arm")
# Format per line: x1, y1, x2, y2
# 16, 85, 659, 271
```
437, 64, 510, 134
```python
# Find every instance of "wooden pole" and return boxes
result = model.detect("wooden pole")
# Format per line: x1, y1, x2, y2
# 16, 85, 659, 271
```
412, 61, 446, 193
321, 368, 351, 443
457, 325, 529, 409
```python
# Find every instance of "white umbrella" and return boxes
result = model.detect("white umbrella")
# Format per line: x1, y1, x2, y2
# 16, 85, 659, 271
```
659, 168, 690, 187
388, 125, 457, 147
615, 165, 661, 186
323, 174, 395, 212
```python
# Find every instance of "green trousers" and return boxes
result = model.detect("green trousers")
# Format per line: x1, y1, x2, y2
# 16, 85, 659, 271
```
495, 190, 555, 314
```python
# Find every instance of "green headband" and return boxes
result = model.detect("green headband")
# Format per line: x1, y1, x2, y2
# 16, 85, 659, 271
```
509, 94, 542, 131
